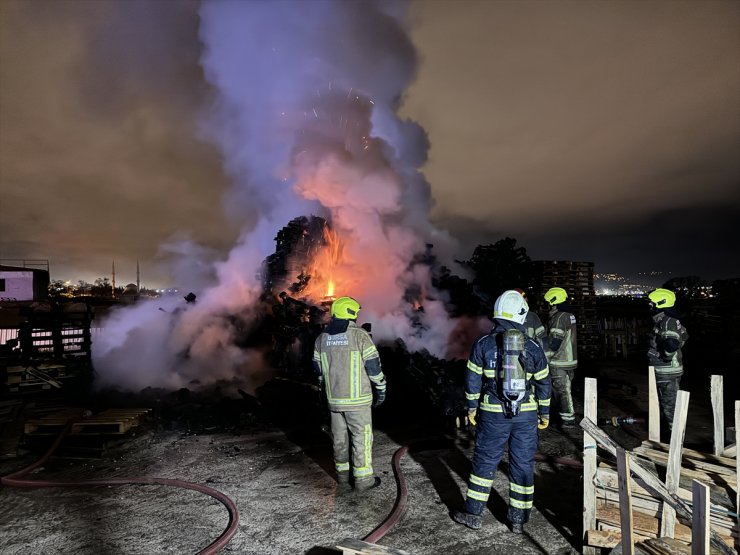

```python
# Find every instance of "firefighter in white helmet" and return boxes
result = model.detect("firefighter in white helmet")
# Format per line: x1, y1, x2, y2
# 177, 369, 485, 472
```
543, 287, 578, 428
313, 296, 386, 493
452, 290, 551, 534
647, 288, 688, 433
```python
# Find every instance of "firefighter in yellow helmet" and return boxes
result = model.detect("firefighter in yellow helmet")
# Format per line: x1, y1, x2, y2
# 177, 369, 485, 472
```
313, 296, 386, 493
647, 288, 688, 432
543, 287, 578, 428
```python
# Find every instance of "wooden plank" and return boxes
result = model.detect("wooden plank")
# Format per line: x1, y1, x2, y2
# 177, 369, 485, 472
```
711, 376, 724, 457
641, 441, 736, 470
692, 480, 711, 555
583, 376, 598, 555
596, 487, 665, 515
598, 502, 737, 547
336, 538, 411, 555
662, 390, 690, 538
721, 443, 735, 458
597, 505, 694, 543
579, 416, 735, 555
649, 366, 660, 442
595, 467, 737, 528
618, 447, 635, 555
640, 537, 691, 555
585, 528, 651, 549
632, 446, 736, 478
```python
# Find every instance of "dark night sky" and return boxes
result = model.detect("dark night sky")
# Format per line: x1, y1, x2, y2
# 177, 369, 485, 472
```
1, 0, 739, 288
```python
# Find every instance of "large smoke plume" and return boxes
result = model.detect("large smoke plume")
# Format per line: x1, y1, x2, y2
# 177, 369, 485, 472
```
94, 0, 469, 392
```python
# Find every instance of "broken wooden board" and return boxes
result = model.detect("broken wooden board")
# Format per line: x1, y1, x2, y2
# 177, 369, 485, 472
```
336, 538, 411, 555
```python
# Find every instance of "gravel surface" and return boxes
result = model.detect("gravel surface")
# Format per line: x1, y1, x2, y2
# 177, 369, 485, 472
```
0, 359, 722, 555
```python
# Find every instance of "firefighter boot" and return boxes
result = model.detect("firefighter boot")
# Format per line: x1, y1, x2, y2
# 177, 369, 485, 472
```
336, 472, 352, 494
451, 510, 482, 530
355, 477, 381, 493
511, 523, 524, 534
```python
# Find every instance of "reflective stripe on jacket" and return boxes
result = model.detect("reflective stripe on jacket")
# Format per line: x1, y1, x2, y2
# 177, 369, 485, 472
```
524, 311, 547, 351
464, 320, 551, 417
650, 311, 688, 376
546, 309, 578, 370
313, 321, 385, 412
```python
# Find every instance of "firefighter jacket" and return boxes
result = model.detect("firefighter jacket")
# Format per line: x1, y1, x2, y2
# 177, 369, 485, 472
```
524, 310, 547, 351
648, 309, 689, 376
465, 319, 551, 417
546, 306, 578, 371
313, 319, 385, 412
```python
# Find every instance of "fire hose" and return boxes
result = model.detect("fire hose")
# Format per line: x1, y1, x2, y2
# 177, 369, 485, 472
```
0, 423, 239, 555
363, 414, 648, 543
362, 440, 584, 544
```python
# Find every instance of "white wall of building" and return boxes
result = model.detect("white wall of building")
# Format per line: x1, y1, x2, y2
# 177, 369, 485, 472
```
0, 270, 34, 301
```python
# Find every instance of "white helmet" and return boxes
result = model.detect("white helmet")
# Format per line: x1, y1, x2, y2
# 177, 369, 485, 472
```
493, 290, 529, 325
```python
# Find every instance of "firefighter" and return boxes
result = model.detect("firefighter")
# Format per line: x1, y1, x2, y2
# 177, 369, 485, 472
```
514, 288, 546, 350
543, 287, 578, 428
313, 296, 386, 493
452, 290, 551, 534
647, 288, 689, 431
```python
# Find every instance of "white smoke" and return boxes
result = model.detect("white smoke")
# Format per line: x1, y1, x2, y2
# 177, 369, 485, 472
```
93, 0, 462, 391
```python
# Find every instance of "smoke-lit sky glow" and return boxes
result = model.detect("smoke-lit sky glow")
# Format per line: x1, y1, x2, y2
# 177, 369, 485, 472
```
1, 0, 739, 288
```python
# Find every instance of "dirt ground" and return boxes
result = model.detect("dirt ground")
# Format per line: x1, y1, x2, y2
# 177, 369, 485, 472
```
0, 357, 729, 555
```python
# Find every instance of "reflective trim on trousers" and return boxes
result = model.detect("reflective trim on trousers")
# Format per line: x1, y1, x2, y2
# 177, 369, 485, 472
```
462, 409, 537, 522
330, 409, 374, 481
550, 367, 575, 420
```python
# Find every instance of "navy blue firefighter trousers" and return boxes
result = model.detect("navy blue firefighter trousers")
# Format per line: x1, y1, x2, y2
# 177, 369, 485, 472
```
463, 408, 538, 525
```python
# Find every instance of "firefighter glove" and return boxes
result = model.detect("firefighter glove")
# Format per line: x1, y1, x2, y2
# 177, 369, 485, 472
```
468, 409, 477, 427
537, 416, 549, 430
372, 388, 386, 407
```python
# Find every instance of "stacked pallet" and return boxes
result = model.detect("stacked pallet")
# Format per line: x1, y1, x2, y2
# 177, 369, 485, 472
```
6, 363, 69, 393
532, 260, 599, 359
593, 458, 736, 548
582, 371, 739, 555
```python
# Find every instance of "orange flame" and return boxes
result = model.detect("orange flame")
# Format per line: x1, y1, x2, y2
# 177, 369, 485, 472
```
298, 223, 355, 303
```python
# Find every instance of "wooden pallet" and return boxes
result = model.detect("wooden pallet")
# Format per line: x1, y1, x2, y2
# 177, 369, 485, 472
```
24, 408, 151, 435
70, 409, 151, 435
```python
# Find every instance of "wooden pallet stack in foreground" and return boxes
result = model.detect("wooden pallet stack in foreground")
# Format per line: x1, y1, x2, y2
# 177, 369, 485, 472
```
21, 407, 152, 458
24, 407, 151, 436
581, 372, 739, 555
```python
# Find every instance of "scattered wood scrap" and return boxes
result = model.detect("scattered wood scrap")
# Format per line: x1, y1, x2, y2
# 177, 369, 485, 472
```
336, 538, 411, 555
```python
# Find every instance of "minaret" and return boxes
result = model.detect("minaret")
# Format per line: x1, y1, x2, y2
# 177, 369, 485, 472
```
136, 259, 140, 293
112, 260, 116, 297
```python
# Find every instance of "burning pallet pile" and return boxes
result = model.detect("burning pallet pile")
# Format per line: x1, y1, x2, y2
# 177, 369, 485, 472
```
581, 371, 739, 555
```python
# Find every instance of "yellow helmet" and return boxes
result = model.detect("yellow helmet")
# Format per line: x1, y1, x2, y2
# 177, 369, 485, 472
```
648, 288, 675, 308
544, 287, 568, 306
331, 296, 361, 320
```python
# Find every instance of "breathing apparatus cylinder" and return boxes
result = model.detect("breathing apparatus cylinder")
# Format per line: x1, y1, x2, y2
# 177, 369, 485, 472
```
501, 329, 527, 417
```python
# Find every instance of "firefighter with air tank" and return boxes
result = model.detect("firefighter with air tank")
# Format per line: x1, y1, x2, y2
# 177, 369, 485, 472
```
452, 290, 551, 534
647, 288, 689, 432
